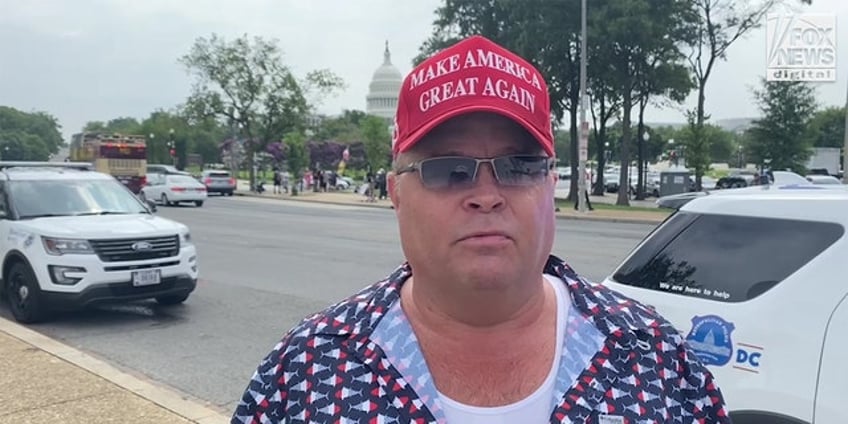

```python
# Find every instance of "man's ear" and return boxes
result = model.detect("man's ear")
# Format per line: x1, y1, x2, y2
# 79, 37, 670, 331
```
388, 172, 400, 210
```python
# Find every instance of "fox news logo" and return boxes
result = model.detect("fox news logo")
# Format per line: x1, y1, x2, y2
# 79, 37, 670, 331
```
766, 14, 836, 82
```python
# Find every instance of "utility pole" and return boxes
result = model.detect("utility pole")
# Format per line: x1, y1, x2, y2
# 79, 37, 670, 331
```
577, 0, 589, 212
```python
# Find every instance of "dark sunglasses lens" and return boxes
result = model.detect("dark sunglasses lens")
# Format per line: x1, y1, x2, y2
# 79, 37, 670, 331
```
493, 156, 550, 185
419, 157, 477, 188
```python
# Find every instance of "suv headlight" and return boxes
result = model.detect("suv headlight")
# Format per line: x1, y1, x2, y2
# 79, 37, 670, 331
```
42, 237, 94, 255
180, 231, 193, 246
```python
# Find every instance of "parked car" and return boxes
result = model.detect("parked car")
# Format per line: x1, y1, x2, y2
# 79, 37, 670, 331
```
715, 175, 748, 189
147, 164, 191, 176
141, 173, 207, 207
806, 174, 843, 185
0, 162, 198, 323
335, 176, 354, 190
603, 186, 848, 424
199, 170, 236, 195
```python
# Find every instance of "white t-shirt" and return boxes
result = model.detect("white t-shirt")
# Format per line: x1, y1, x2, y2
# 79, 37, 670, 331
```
437, 274, 570, 423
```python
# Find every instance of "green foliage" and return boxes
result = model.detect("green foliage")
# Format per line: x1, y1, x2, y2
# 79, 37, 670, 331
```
360, 115, 391, 171
0, 131, 50, 161
84, 117, 143, 134
745, 78, 818, 173
312, 109, 367, 142
805, 106, 846, 149
589, 0, 695, 204
417, 0, 697, 204
0, 106, 63, 160
679, 111, 713, 178
285, 131, 309, 195
416, 0, 581, 123
128, 110, 228, 166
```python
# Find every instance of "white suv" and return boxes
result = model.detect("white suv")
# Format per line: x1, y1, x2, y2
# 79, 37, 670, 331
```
0, 162, 199, 323
603, 184, 848, 424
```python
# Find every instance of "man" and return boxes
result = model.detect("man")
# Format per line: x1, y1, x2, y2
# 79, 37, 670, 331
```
232, 35, 730, 423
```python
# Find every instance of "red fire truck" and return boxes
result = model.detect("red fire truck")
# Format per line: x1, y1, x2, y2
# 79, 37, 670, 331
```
69, 132, 148, 194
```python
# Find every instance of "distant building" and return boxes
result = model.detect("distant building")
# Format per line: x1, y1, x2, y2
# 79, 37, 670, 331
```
366, 41, 402, 121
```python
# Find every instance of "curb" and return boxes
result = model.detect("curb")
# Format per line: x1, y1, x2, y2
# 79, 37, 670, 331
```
233, 192, 667, 225
0, 317, 230, 424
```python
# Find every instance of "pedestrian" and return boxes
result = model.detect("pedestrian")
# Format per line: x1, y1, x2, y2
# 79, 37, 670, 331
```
574, 168, 594, 211
231, 35, 729, 424
377, 168, 388, 199
272, 169, 282, 194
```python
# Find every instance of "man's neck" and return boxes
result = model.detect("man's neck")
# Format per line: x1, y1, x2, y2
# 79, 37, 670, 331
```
400, 274, 551, 332
399, 274, 559, 406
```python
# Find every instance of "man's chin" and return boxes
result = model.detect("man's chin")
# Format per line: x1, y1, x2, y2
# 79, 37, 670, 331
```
458, 260, 520, 290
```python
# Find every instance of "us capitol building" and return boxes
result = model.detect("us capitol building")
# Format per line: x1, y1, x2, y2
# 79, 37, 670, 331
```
365, 41, 403, 121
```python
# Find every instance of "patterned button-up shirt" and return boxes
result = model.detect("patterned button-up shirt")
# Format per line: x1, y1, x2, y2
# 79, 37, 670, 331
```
232, 255, 730, 423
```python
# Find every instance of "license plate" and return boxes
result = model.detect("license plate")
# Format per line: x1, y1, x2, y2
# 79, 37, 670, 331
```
132, 269, 161, 287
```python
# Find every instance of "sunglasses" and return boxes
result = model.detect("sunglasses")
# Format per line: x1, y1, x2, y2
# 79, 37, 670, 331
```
395, 155, 553, 190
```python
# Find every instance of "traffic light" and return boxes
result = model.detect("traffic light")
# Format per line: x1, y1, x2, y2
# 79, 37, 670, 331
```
170, 149, 175, 157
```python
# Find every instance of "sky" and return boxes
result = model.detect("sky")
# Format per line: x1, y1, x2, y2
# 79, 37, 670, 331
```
1, 0, 846, 142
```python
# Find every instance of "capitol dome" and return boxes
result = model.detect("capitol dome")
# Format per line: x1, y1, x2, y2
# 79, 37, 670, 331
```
366, 41, 403, 120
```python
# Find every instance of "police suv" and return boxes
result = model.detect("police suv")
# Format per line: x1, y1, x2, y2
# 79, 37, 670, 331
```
0, 162, 199, 323
603, 184, 848, 424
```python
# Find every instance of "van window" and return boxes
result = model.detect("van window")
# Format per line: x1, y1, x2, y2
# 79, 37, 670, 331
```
208, 172, 230, 178
612, 212, 844, 303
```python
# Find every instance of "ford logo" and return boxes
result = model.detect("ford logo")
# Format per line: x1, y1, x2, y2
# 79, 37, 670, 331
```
131, 241, 153, 251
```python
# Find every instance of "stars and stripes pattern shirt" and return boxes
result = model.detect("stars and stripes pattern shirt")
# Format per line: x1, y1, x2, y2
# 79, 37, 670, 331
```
232, 255, 730, 423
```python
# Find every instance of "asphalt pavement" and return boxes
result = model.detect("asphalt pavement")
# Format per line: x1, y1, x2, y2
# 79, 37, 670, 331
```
1, 195, 656, 417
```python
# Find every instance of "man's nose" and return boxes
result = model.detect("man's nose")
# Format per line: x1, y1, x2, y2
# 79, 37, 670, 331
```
462, 163, 505, 212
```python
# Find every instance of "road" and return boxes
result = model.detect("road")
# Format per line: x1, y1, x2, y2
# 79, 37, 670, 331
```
2, 196, 656, 415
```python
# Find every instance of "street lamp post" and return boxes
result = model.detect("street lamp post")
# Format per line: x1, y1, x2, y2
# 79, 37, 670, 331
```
737, 145, 744, 169
577, 0, 589, 212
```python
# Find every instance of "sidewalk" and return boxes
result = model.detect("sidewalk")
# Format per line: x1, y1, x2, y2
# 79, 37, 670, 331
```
0, 317, 230, 424
236, 180, 670, 225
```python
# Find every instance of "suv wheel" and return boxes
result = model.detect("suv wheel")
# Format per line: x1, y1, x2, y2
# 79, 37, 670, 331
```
156, 293, 190, 306
6, 262, 49, 323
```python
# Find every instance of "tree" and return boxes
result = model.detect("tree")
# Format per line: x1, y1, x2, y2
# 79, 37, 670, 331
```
592, 0, 694, 205
588, 83, 620, 194
806, 107, 846, 148
360, 115, 391, 171
0, 131, 50, 161
683, 0, 811, 188
0, 106, 64, 160
312, 110, 368, 142
746, 78, 818, 172
633, 55, 694, 199
285, 131, 309, 196
704, 124, 737, 163
180, 33, 344, 191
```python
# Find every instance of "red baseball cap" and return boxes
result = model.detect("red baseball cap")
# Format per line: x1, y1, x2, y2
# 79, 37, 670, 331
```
392, 35, 554, 157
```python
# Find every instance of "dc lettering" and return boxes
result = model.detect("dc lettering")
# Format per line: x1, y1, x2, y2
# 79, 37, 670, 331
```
736, 348, 762, 367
